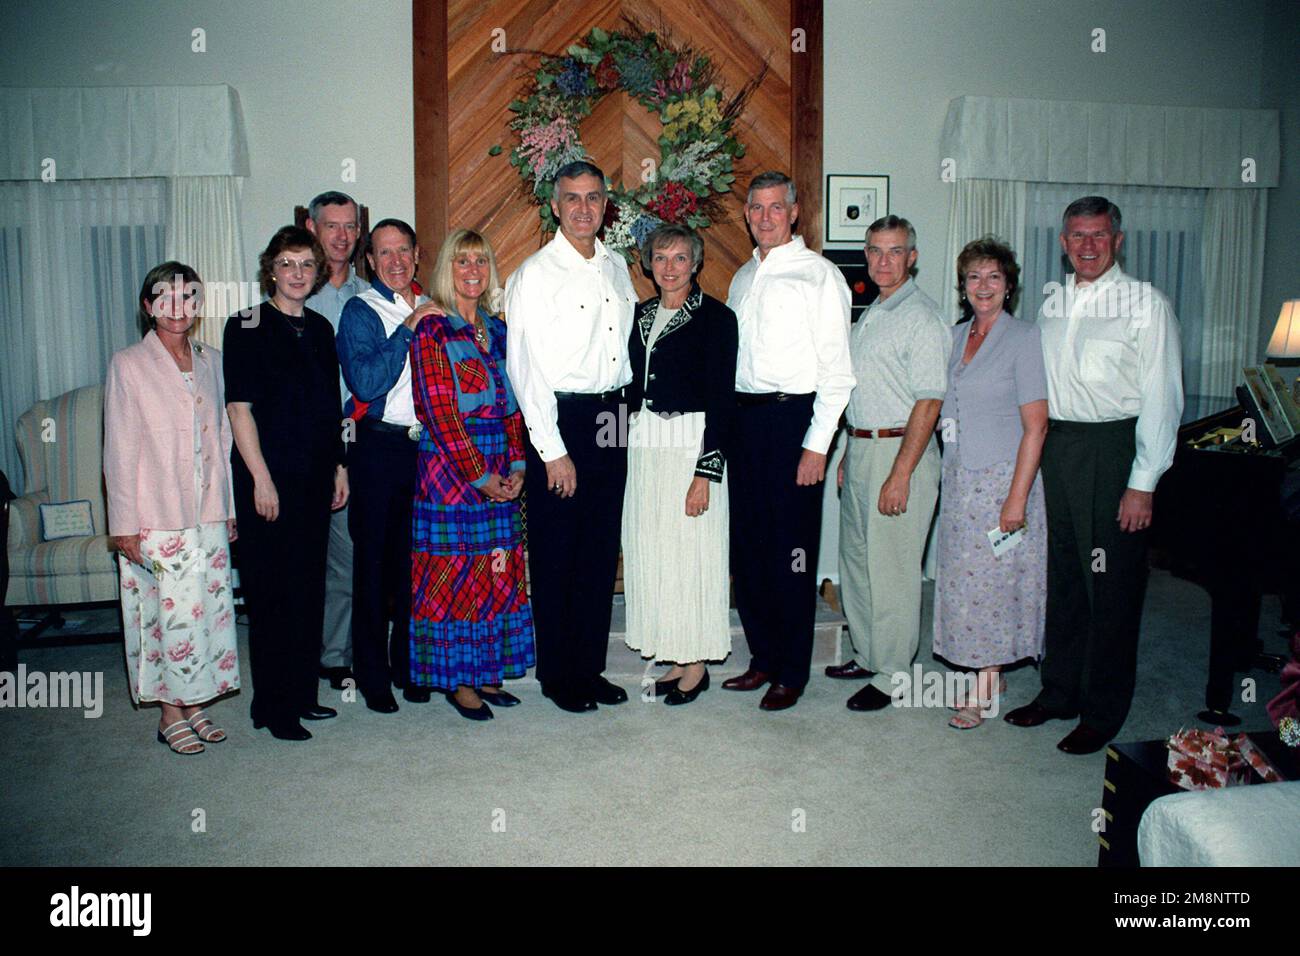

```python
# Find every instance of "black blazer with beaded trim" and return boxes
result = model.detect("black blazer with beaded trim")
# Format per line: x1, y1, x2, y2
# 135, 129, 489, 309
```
625, 283, 738, 482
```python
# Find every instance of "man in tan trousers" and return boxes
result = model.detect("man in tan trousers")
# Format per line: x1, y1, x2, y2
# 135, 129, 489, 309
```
833, 216, 950, 711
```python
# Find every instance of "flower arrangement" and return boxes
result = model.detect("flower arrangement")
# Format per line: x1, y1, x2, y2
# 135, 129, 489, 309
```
502, 19, 764, 263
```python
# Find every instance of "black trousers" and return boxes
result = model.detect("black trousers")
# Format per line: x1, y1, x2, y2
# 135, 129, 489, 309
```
727, 394, 824, 689
234, 466, 332, 727
348, 422, 417, 699
1036, 418, 1150, 737
524, 397, 627, 693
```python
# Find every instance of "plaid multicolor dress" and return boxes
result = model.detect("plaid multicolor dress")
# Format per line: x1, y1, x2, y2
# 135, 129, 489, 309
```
408, 309, 535, 691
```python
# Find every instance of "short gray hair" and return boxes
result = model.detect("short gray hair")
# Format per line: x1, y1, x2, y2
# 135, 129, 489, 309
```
552, 160, 607, 195
640, 224, 704, 274
866, 215, 917, 252
1061, 195, 1122, 234
307, 190, 358, 223
746, 170, 796, 206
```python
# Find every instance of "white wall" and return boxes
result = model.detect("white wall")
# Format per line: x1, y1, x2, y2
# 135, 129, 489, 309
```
823, 0, 1275, 306
1261, 0, 1300, 356
0, 0, 416, 279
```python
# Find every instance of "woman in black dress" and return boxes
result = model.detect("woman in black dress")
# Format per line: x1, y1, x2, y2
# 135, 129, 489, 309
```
223, 226, 349, 741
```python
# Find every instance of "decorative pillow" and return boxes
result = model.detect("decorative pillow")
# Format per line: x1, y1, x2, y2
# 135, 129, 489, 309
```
39, 500, 95, 541
455, 359, 490, 394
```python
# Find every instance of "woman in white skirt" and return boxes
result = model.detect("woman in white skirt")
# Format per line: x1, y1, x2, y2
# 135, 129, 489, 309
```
623, 225, 738, 705
104, 262, 240, 754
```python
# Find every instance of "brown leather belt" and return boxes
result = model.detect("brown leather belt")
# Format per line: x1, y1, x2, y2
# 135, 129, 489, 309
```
847, 426, 906, 439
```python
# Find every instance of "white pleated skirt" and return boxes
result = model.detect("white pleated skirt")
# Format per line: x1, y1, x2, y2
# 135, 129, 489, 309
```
622, 410, 731, 663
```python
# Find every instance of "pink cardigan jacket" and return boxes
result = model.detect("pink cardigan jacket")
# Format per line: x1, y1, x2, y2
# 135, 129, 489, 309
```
103, 331, 235, 536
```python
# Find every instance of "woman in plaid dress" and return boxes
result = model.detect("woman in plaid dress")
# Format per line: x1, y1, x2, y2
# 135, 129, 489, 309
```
408, 229, 535, 720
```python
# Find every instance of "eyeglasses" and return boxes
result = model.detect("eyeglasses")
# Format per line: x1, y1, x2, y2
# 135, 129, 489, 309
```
273, 257, 319, 273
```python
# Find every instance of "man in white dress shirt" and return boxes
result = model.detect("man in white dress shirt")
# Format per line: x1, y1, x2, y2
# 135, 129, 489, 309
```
304, 190, 366, 691
721, 171, 854, 710
831, 216, 950, 713
1004, 196, 1183, 754
505, 160, 637, 714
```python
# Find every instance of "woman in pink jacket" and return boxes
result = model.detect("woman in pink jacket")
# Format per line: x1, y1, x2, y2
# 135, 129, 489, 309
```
104, 261, 240, 755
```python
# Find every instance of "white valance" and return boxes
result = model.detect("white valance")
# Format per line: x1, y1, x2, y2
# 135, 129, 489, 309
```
1, 85, 249, 180
940, 96, 1278, 189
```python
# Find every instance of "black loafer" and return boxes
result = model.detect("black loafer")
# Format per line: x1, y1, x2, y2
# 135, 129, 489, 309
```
589, 676, 628, 706
267, 721, 312, 741
542, 685, 597, 713
478, 688, 521, 707
664, 669, 709, 706
446, 693, 494, 721
319, 666, 353, 690
300, 704, 338, 720
654, 676, 681, 696
403, 686, 432, 703
846, 684, 892, 712
363, 691, 399, 714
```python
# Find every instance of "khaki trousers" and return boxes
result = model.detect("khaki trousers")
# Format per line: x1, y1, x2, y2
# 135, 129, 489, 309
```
838, 435, 940, 694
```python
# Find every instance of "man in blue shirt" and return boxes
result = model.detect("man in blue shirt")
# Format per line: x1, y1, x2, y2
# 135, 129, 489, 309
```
305, 191, 367, 692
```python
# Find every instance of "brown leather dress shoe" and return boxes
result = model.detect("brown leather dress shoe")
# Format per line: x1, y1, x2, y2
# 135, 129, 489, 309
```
1056, 724, 1110, 755
722, 668, 772, 691
1003, 701, 1076, 727
759, 683, 802, 710
824, 661, 873, 680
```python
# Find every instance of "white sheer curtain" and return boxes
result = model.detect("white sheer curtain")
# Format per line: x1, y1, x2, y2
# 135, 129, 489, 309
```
941, 179, 1026, 322
165, 176, 251, 349
1021, 183, 1205, 405
1200, 189, 1268, 404
0, 178, 165, 493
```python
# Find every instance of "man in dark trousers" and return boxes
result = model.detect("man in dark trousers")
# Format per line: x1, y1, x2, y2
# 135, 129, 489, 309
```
1004, 196, 1183, 753
337, 218, 442, 712
722, 171, 854, 711
504, 161, 637, 713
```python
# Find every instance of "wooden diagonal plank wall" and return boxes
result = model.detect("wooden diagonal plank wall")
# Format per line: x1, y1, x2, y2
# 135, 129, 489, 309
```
416, 0, 821, 303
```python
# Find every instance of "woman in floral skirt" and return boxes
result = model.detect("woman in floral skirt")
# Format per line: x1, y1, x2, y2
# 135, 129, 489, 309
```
105, 261, 240, 754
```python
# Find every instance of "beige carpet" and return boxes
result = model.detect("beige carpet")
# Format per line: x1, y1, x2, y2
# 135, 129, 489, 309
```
0, 568, 1287, 866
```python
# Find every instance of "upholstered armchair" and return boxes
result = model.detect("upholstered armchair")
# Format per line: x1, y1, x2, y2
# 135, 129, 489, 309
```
4, 384, 119, 637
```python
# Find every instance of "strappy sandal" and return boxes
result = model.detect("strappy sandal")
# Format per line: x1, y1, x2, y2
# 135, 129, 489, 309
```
158, 719, 205, 755
187, 709, 227, 743
948, 705, 985, 730
948, 675, 1007, 711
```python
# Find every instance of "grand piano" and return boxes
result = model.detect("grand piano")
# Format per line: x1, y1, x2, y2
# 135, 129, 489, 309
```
1151, 397, 1300, 724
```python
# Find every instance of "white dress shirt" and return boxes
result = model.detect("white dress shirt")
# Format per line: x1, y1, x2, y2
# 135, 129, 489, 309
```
726, 235, 855, 454
504, 230, 636, 461
1037, 264, 1184, 491
353, 284, 428, 427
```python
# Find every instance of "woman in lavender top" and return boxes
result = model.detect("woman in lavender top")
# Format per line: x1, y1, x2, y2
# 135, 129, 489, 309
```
933, 237, 1049, 729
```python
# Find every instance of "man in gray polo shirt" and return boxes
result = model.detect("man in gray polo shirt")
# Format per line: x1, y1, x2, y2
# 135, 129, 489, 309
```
305, 190, 367, 690
833, 215, 951, 711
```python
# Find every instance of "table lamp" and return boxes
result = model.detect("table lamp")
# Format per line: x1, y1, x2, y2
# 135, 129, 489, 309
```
1265, 299, 1300, 403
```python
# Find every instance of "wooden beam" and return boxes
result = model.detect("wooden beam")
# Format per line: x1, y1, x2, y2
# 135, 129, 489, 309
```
790, 0, 823, 251
413, 0, 450, 248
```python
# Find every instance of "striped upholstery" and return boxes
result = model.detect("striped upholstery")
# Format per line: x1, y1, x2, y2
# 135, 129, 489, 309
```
5, 383, 119, 607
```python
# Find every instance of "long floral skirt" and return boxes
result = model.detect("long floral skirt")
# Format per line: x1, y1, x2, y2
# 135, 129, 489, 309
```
932, 447, 1046, 669
409, 419, 535, 691
119, 522, 240, 705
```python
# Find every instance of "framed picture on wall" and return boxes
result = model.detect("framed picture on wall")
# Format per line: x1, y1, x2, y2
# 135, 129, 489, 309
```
826, 174, 890, 243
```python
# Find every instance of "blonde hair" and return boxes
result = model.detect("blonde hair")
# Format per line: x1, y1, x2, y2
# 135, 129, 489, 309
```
431, 229, 502, 317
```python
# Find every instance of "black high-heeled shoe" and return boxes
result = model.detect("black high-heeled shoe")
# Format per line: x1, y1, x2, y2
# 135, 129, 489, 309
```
446, 693, 494, 721
478, 688, 521, 707
664, 669, 709, 706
